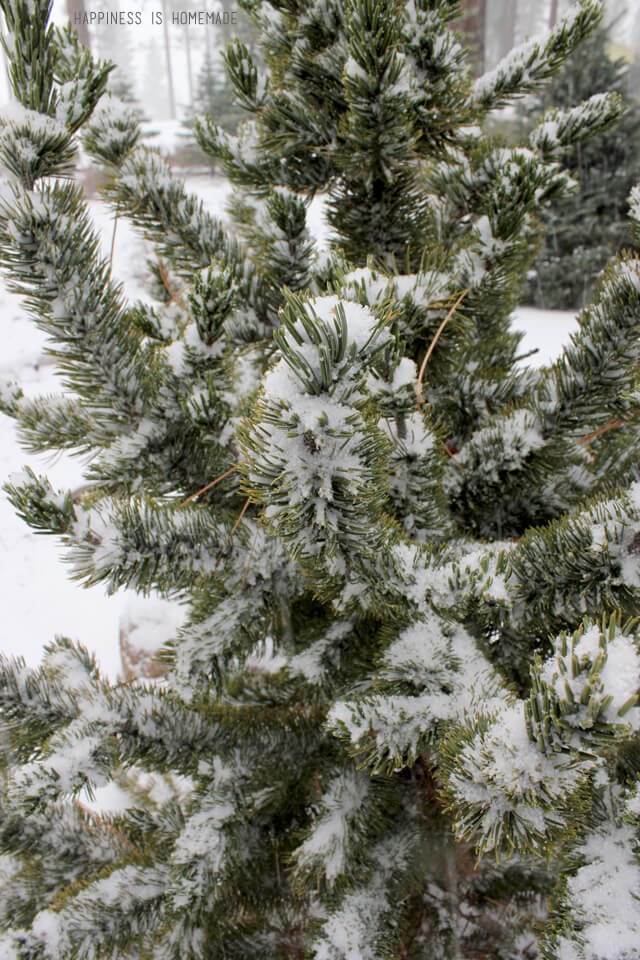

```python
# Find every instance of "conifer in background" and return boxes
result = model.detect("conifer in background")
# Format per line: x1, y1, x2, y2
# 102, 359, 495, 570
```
0, 1, 639, 959
525, 17, 640, 308
180, 10, 258, 168
192, 42, 244, 134
180, 43, 245, 170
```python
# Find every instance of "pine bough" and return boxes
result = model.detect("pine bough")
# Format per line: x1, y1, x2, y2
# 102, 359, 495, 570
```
0, 1, 639, 958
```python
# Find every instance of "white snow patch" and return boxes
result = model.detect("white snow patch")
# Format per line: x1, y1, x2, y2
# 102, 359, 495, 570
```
294, 769, 369, 884
556, 821, 640, 960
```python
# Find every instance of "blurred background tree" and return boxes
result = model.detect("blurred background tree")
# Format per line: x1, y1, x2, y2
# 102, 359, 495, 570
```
523, 18, 640, 309
457, 0, 487, 73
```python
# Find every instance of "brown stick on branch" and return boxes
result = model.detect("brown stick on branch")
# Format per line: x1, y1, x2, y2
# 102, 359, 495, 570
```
580, 419, 624, 446
109, 214, 118, 269
416, 289, 469, 406
216, 496, 252, 569
157, 257, 186, 309
182, 464, 238, 504
230, 497, 251, 538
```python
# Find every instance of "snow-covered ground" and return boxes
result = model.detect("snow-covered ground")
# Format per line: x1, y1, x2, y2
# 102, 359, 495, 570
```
512, 305, 578, 365
0, 171, 579, 679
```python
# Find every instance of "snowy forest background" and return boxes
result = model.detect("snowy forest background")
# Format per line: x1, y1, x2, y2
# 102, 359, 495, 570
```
0, 0, 639, 680
36, 0, 640, 123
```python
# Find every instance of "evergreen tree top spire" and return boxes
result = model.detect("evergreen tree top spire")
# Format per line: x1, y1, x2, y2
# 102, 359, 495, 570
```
0, 0, 639, 958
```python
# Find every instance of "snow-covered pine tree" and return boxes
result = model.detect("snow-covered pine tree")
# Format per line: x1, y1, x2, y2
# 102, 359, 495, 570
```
524, 16, 640, 309
0, 1, 639, 958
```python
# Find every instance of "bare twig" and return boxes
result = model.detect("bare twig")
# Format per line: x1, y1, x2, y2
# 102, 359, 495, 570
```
241, 524, 261, 587
230, 497, 251, 538
580, 419, 624, 446
157, 256, 186, 309
182, 464, 238, 504
216, 496, 252, 569
109, 213, 118, 267
513, 346, 540, 364
416, 288, 469, 405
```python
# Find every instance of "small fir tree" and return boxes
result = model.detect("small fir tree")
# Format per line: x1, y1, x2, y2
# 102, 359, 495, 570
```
189, 41, 246, 134
180, 43, 245, 170
180, 10, 260, 168
524, 17, 640, 309
0, 1, 639, 959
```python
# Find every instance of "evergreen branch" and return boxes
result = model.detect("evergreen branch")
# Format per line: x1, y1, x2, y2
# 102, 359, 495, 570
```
539, 256, 640, 439
4, 469, 230, 595
0, 646, 85, 754
4, 467, 77, 536
0, 1, 110, 187
470, 0, 602, 113
0, 179, 159, 435
83, 94, 140, 168
547, 817, 640, 958
291, 767, 403, 897
445, 255, 640, 535
507, 483, 640, 643
196, 117, 280, 191
10, 393, 98, 455
310, 824, 419, 960
35, 864, 169, 958
530, 91, 625, 161
50, 23, 112, 134
67, 495, 230, 595
107, 146, 244, 281
223, 40, 266, 112
0, 798, 123, 916
525, 613, 640, 754
0, 0, 56, 115
440, 698, 592, 858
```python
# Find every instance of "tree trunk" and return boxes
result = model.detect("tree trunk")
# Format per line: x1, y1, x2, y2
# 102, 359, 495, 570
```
161, 0, 176, 119
184, 23, 194, 110
458, 0, 487, 74
503, 0, 517, 56
549, 0, 558, 29
66, 0, 91, 49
